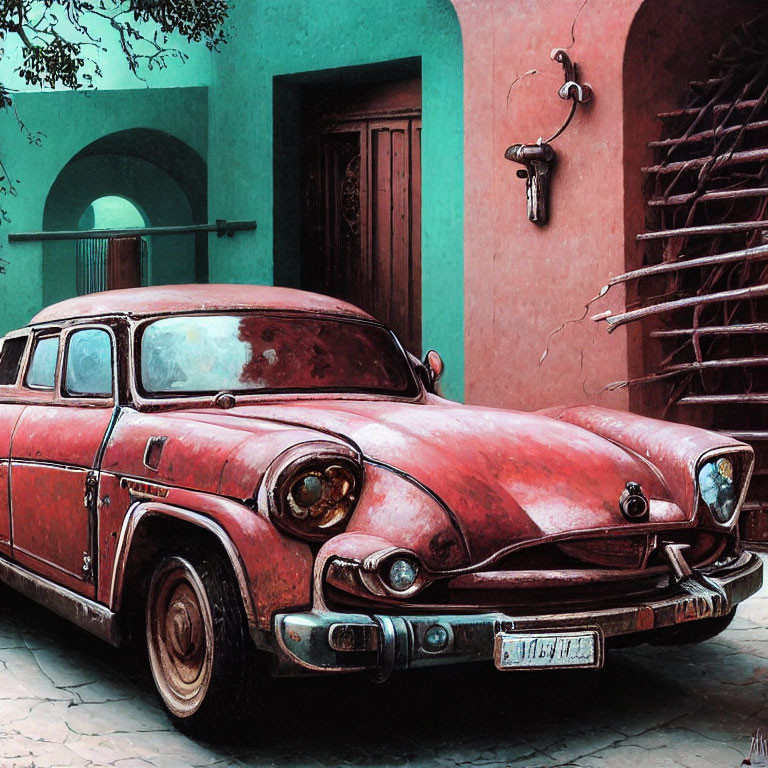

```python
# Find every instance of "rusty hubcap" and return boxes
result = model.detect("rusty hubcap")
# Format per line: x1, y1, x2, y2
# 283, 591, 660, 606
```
146, 557, 214, 717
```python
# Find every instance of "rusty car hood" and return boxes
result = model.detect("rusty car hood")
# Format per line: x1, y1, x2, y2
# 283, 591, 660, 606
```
208, 399, 677, 561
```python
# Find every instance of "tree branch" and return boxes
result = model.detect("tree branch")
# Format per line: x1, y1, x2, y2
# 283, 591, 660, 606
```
14, 0, 36, 50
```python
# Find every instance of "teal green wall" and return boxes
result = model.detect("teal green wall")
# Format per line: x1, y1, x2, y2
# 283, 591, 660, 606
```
208, 0, 465, 399
0, 87, 208, 331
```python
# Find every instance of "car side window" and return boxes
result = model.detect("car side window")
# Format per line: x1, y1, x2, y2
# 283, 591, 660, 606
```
64, 328, 114, 397
0, 336, 28, 386
26, 336, 60, 389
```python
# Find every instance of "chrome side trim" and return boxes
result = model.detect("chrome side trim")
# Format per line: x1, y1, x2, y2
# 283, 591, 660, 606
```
0, 556, 120, 646
109, 502, 257, 626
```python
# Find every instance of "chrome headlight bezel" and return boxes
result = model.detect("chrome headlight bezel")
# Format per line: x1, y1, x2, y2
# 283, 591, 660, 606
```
695, 446, 754, 529
261, 441, 364, 541
358, 547, 427, 599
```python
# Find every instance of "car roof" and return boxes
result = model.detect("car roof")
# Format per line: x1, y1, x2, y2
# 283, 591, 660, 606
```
29, 284, 375, 325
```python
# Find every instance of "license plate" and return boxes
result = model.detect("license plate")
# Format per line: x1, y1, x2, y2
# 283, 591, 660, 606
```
494, 629, 603, 670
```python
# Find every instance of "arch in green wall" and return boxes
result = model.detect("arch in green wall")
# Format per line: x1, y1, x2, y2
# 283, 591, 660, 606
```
42, 128, 208, 304
78, 195, 150, 231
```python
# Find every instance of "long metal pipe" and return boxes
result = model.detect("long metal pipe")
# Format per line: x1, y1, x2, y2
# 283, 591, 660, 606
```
720, 430, 768, 441
637, 219, 768, 241
599, 283, 768, 331
663, 356, 768, 374
657, 97, 763, 119
607, 243, 768, 286
680, 394, 768, 405
651, 323, 768, 338
7, 219, 257, 243
648, 120, 768, 150
642, 147, 768, 175
648, 186, 768, 207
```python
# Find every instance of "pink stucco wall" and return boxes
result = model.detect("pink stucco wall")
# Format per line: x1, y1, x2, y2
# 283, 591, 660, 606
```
454, 0, 641, 412
454, 0, 767, 414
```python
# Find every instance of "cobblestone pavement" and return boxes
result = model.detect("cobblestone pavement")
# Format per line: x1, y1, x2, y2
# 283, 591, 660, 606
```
0, 557, 766, 768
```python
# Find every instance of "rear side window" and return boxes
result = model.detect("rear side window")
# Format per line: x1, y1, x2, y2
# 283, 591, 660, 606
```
64, 328, 113, 397
0, 337, 27, 385
26, 336, 60, 389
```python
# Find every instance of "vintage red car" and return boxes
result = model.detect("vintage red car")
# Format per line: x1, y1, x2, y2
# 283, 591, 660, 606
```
0, 284, 761, 734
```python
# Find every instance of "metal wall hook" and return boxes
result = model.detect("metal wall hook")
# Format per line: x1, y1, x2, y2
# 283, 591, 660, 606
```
504, 143, 556, 225
552, 48, 593, 104
505, 49, 593, 225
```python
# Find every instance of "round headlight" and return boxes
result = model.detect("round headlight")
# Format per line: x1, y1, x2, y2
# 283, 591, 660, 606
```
289, 475, 323, 518
264, 443, 363, 541
698, 457, 736, 524
286, 464, 357, 529
388, 558, 419, 591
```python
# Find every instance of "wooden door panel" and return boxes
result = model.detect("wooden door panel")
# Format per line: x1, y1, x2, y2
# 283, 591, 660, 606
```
107, 237, 142, 290
367, 120, 420, 353
391, 124, 412, 348
371, 126, 393, 325
409, 123, 422, 351
302, 79, 422, 355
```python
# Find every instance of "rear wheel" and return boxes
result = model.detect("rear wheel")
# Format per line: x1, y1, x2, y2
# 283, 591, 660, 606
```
145, 545, 254, 736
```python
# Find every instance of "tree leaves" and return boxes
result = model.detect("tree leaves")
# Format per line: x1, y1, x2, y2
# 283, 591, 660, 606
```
18, 37, 85, 89
2, 1, 229, 100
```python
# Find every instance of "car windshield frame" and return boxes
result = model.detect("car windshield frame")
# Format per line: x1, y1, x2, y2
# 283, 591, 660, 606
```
132, 310, 421, 400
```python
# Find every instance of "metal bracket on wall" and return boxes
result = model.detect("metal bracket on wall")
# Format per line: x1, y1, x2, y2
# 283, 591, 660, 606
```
505, 48, 593, 225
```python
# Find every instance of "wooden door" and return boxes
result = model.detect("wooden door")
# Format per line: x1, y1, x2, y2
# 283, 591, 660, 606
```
303, 80, 422, 355
76, 236, 146, 295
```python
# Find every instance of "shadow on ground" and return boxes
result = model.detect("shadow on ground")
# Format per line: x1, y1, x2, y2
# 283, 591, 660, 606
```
0, 566, 766, 768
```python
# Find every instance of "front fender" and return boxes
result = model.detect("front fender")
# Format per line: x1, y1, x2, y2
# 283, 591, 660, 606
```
106, 487, 314, 631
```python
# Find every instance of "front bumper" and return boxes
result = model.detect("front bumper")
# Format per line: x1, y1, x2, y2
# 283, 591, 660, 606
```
272, 551, 763, 678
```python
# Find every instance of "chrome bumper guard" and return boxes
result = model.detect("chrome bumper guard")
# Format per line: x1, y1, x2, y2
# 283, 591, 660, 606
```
273, 551, 763, 679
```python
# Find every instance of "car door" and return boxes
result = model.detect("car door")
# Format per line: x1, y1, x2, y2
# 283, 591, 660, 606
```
0, 333, 29, 558
10, 325, 116, 597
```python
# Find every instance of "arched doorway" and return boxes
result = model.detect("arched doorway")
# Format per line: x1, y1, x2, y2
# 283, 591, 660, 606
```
79, 196, 149, 231
623, 3, 768, 540
274, 60, 423, 354
43, 128, 207, 305
76, 195, 150, 295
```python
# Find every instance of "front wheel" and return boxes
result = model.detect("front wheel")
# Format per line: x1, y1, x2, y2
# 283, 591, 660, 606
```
145, 546, 254, 736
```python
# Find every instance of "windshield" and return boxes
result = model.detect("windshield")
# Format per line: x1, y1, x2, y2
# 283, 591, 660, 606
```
138, 313, 418, 397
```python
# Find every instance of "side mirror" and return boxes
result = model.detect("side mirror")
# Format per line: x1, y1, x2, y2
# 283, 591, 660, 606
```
423, 350, 444, 388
